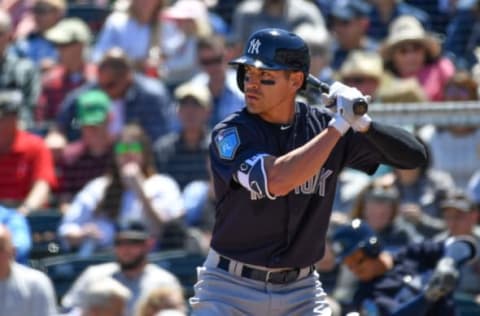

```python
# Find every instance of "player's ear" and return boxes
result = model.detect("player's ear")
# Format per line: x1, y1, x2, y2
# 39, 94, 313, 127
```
290, 71, 303, 89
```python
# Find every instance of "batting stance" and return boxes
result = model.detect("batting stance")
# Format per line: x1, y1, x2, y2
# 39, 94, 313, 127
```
189, 28, 427, 315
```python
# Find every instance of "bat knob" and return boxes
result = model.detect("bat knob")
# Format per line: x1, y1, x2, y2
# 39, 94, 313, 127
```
352, 98, 368, 116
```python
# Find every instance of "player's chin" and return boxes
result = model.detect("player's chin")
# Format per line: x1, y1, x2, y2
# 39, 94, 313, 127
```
245, 103, 261, 114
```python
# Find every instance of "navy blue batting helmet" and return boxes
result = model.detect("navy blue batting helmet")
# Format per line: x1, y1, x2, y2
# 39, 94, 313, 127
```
331, 219, 382, 262
229, 28, 310, 92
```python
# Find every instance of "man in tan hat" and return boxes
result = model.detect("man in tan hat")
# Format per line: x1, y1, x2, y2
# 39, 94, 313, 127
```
329, 0, 378, 70
153, 81, 212, 189
337, 50, 383, 101
38, 18, 96, 124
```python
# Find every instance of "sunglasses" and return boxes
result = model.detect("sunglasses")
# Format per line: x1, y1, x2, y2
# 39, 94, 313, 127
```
343, 76, 378, 85
114, 142, 143, 155
114, 239, 145, 246
199, 55, 223, 66
396, 42, 423, 55
31, 5, 56, 15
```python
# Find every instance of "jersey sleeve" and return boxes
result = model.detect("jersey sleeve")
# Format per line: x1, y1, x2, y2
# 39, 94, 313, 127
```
210, 121, 272, 197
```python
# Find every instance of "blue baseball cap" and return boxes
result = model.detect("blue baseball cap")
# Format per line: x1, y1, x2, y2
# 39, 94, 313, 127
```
331, 0, 371, 21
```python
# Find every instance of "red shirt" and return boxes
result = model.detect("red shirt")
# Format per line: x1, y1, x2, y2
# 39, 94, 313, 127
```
0, 130, 57, 201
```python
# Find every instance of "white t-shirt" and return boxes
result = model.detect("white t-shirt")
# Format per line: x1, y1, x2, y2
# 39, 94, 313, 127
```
59, 174, 184, 247
0, 263, 57, 316
62, 262, 181, 316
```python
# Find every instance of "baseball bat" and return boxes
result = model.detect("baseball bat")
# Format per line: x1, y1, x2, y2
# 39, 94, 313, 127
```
306, 74, 368, 116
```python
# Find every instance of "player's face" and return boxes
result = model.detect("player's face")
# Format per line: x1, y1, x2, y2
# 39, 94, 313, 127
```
243, 66, 299, 122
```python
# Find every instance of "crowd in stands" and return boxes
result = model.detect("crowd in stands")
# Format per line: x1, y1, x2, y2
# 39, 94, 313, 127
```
0, 0, 479, 315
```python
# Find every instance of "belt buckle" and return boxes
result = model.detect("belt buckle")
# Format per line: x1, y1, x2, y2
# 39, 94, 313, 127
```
267, 269, 300, 284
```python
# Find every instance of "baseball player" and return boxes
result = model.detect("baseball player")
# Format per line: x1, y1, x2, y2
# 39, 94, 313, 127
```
331, 219, 477, 316
189, 28, 427, 315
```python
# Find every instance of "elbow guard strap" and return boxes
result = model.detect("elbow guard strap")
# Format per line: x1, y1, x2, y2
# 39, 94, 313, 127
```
236, 154, 276, 200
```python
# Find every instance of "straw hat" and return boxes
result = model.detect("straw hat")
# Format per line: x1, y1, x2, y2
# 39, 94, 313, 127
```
339, 50, 383, 81
380, 15, 441, 62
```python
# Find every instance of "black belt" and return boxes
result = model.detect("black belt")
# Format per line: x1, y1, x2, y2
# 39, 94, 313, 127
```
217, 256, 314, 284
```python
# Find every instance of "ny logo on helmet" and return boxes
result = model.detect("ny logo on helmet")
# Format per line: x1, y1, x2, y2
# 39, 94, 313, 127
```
247, 38, 261, 55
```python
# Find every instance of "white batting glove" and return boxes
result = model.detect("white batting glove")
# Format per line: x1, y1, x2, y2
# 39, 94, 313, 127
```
322, 82, 372, 133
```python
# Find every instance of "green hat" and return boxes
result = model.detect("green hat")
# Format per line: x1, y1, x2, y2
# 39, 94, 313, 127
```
45, 18, 92, 45
77, 90, 111, 126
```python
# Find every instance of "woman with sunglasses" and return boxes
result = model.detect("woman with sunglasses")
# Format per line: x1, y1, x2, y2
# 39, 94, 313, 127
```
380, 15, 455, 101
58, 123, 184, 254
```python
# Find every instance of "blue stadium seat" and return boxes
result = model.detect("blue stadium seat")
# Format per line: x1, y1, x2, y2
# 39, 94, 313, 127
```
26, 209, 63, 259
33, 252, 115, 304
32, 250, 204, 303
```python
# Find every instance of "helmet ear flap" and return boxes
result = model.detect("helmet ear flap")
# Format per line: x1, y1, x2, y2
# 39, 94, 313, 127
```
236, 66, 246, 92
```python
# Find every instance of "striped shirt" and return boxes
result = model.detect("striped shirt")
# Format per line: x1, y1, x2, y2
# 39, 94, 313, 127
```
153, 131, 210, 189
56, 141, 112, 196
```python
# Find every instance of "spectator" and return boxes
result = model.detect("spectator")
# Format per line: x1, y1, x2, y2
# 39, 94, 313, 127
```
0, 90, 57, 214
14, 0, 66, 69
418, 71, 480, 188
367, 0, 431, 41
229, 0, 326, 56
1, 0, 29, 30
74, 277, 131, 316
376, 76, 428, 103
380, 15, 455, 101
433, 189, 480, 303
294, 23, 334, 103
50, 48, 174, 144
55, 89, 113, 213
350, 180, 422, 252
375, 137, 453, 237
153, 81, 211, 190
181, 162, 216, 255
443, 1, 480, 70
59, 123, 184, 252
191, 34, 244, 127
0, 9, 40, 130
332, 219, 477, 316
337, 50, 384, 101
0, 224, 57, 316
329, 0, 378, 70
61, 221, 183, 316
161, 0, 212, 87
0, 204, 31, 263
37, 18, 96, 126
92, 0, 175, 76
135, 285, 187, 316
